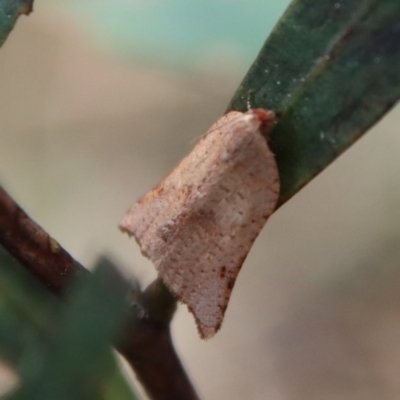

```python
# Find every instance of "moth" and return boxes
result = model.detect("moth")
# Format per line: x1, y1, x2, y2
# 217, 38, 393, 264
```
120, 109, 280, 339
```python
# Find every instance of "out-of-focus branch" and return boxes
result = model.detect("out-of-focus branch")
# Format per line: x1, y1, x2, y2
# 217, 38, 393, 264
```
0, 186, 88, 296
119, 277, 200, 400
0, 186, 199, 400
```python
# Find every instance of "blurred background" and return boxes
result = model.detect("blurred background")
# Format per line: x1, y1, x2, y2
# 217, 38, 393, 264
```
1, 1, 400, 399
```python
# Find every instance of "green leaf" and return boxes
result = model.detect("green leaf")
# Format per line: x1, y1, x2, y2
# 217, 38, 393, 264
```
0, 0, 33, 47
103, 367, 140, 400
0, 247, 58, 368
228, 0, 400, 206
0, 247, 139, 400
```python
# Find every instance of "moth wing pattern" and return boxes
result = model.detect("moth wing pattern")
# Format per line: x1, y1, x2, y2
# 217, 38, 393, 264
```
120, 109, 279, 339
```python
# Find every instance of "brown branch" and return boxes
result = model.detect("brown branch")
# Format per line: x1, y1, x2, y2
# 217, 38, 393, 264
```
0, 185, 199, 400
119, 277, 200, 400
0, 186, 88, 296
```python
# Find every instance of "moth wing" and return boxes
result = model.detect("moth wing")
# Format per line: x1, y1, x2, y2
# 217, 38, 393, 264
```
120, 110, 279, 339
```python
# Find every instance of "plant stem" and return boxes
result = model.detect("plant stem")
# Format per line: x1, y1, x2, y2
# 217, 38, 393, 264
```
0, 185, 199, 400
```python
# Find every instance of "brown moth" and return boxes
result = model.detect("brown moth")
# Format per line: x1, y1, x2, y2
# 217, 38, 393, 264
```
120, 109, 280, 339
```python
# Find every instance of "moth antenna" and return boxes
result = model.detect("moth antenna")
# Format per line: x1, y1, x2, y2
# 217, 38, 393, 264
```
189, 112, 244, 145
